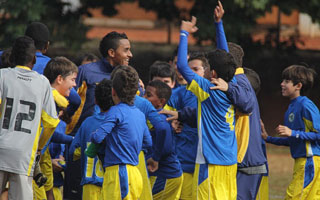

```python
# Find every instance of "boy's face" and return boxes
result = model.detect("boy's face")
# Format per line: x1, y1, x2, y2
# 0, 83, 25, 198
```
281, 79, 300, 99
58, 72, 77, 97
112, 39, 132, 66
152, 77, 175, 89
189, 59, 205, 77
144, 86, 162, 109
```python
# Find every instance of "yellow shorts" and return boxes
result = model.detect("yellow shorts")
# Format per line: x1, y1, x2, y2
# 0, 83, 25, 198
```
82, 184, 101, 200
256, 175, 269, 200
150, 175, 183, 200
101, 164, 142, 200
136, 151, 153, 200
40, 148, 53, 192
180, 172, 193, 200
53, 187, 62, 200
285, 156, 320, 200
32, 180, 46, 200
193, 163, 237, 200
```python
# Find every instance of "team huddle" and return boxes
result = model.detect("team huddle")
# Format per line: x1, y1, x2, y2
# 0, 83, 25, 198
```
0, 1, 320, 200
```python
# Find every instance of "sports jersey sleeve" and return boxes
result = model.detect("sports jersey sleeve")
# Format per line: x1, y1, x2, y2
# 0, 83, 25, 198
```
67, 88, 81, 117
291, 100, 320, 140
215, 21, 229, 52
178, 106, 197, 128
91, 107, 118, 144
69, 126, 81, 161
152, 115, 172, 161
265, 136, 290, 146
166, 89, 181, 111
38, 81, 60, 149
143, 124, 152, 151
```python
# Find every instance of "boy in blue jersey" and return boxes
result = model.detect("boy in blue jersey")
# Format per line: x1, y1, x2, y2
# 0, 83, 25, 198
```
89, 65, 152, 200
69, 79, 113, 200
178, 17, 237, 199
262, 65, 320, 199
149, 61, 176, 89
144, 80, 183, 200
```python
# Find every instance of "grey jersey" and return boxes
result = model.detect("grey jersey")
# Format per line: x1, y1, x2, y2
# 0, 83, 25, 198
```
0, 66, 59, 176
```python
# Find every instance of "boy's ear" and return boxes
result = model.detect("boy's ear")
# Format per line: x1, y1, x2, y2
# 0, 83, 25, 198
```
56, 75, 63, 85
296, 82, 303, 90
159, 98, 167, 107
107, 48, 115, 58
211, 70, 218, 79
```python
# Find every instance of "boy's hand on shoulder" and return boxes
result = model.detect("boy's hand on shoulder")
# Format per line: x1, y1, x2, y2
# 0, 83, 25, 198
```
214, 1, 225, 23
147, 158, 159, 173
210, 78, 228, 91
276, 125, 292, 137
181, 16, 198, 33
158, 109, 178, 121
260, 119, 269, 140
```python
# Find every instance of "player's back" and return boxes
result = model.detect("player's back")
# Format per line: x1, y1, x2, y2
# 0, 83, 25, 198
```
0, 66, 58, 176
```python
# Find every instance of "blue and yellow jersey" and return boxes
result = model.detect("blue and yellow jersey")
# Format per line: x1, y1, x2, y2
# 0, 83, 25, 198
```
166, 86, 198, 173
267, 96, 320, 158
73, 59, 113, 133
145, 110, 182, 179
69, 112, 105, 186
91, 103, 152, 167
177, 31, 237, 165
33, 52, 51, 75
49, 143, 65, 187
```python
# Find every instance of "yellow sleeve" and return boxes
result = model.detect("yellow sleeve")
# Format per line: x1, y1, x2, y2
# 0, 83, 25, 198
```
38, 110, 60, 150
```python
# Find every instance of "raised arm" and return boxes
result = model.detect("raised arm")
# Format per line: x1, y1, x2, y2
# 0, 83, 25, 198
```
214, 1, 228, 52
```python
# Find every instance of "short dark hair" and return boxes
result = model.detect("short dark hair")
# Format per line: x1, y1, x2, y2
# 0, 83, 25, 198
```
149, 61, 176, 82
99, 31, 128, 58
188, 51, 210, 70
282, 65, 316, 95
244, 68, 261, 95
95, 79, 114, 111
148, 80, 172, 104
74, 52, 99, 66
1, 47, 12, 68
25, 22, 50, 50
9, 36, 36, 66
111, 65, 139, 105
206, 49, 236, 82
228, 42, 244, 67
44, 57, 78, 84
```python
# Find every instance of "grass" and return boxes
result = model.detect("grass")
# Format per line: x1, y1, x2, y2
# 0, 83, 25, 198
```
266, 144, 294, 199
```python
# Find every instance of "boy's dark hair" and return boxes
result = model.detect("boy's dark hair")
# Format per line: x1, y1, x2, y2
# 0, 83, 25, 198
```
111, 65, 139, 105
25, 22, 50, 50
148, 80, 172, 104
1, 47, 12, 68
282, 65, 317, 95
188, 51, 210, 70
149, 61, 176, 82
244, 68, 261, 95
228, 42, 244, 67
74, 52, 99, 66
99, 31, 128, 58
44, 57, 78, 84
95, 79, 114, 111
9, 36, 36, 66
206, 49, 236, 82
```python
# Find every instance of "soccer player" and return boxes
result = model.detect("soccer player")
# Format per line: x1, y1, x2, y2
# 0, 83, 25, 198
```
262, 65, 320, 199
89, 65, 152, 199
69, 79, 113, 200
178, 17, 237, 199
144, 80, 183, 200
0, 36, 59, 200
149, 61, 176, 89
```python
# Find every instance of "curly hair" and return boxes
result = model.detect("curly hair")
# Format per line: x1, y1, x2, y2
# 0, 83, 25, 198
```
9, 36, 36, 66
95, 79, 114, 111
111, 65, 139, 105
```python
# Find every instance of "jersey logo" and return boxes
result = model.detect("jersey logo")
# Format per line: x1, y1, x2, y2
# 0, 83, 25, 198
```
288, 113, 295, 123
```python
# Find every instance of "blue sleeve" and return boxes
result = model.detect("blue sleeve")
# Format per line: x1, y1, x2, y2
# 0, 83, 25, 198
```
177, 30, 195, 84
291, 130, 320, 141
69, 127, 81, 160
91, 108, 118, 144
51, 121, 73, 144
266, 136, 290, 146
66, 88, 81, 117
178, 107, 197, 128
142, 125, 152, 151
226, 74, 255, 113
215, 21, 229, 52
75, 66, 85, 90
152, 118, 172, 161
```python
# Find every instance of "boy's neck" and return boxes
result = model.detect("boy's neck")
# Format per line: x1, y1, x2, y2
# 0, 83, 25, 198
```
289, 92, 300, 101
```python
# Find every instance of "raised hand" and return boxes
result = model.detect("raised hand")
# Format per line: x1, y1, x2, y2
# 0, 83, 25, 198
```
181, 16, 198, 34
276, 125, 292, 137
214, 1, 225, 23
210, 78, 228, 91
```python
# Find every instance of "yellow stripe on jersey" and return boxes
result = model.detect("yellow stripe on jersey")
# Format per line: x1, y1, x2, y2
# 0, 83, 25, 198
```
186, 80, 210, 103
52, 89, 69, 108
73, 147, 81, 161
235, 67, 244, 75
27, 121, 42, 176
16, 65, 32, 70
66, 81, 87, 134
303, 117, 316, 157
225, 105, 235, 131
38, 110, 60, 150
235, 112, 250, 163
164, 104, 177, 111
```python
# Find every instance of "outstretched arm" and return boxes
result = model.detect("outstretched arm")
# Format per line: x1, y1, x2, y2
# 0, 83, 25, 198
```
214, 1, 228, 52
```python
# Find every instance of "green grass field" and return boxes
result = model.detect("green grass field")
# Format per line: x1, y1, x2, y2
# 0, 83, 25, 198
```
267, 144, 294, 199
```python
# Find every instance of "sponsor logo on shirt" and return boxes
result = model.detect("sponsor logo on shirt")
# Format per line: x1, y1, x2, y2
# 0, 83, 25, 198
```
288, 113, 295, 123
